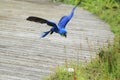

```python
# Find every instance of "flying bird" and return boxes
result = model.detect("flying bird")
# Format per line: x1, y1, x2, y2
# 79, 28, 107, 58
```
26, 2, 81, 38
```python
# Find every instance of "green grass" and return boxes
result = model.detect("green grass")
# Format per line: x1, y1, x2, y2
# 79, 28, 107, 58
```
45, 40, 120, 80
45, 0, 120, 80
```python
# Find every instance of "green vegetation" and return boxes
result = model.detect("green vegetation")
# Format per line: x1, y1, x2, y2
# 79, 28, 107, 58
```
46, 0, 120, 80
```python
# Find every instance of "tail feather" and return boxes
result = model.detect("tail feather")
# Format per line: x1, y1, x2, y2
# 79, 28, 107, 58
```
41, 31, 50, 38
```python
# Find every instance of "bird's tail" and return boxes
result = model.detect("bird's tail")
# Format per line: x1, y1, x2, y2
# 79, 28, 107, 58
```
40, 31, 50, 38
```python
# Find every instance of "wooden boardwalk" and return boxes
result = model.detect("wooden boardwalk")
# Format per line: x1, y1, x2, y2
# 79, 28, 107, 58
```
0, 0, 114, 80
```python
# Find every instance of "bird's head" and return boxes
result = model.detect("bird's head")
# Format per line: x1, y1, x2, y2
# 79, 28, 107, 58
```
59, 29, 67, 38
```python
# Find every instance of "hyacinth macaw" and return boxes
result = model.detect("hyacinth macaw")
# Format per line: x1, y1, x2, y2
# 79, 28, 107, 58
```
26, 2, 81, 38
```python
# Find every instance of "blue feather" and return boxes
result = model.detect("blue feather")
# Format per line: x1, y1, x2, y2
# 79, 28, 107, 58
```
40, 31, 50, 38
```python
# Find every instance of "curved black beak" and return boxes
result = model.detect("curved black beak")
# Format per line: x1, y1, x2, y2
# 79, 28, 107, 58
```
64, 34, 67, 38
63, 33, 67, 38
61, 33, 67, 38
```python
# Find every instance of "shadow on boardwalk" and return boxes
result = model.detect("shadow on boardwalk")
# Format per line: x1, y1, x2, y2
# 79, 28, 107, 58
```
0, 0, 114, 80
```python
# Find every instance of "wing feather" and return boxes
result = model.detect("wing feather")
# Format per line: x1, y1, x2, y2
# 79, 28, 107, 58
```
58, 1, 81, 28
26, 16, 57, 28
58, 16, 70, 28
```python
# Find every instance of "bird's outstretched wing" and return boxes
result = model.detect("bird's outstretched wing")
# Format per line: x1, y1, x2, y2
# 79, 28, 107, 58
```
58, 16, 70, 28
26, 16, 57, 28
58, 1, 81, 28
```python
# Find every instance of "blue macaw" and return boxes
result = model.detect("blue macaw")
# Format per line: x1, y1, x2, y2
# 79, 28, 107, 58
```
27, 2, 81, 38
